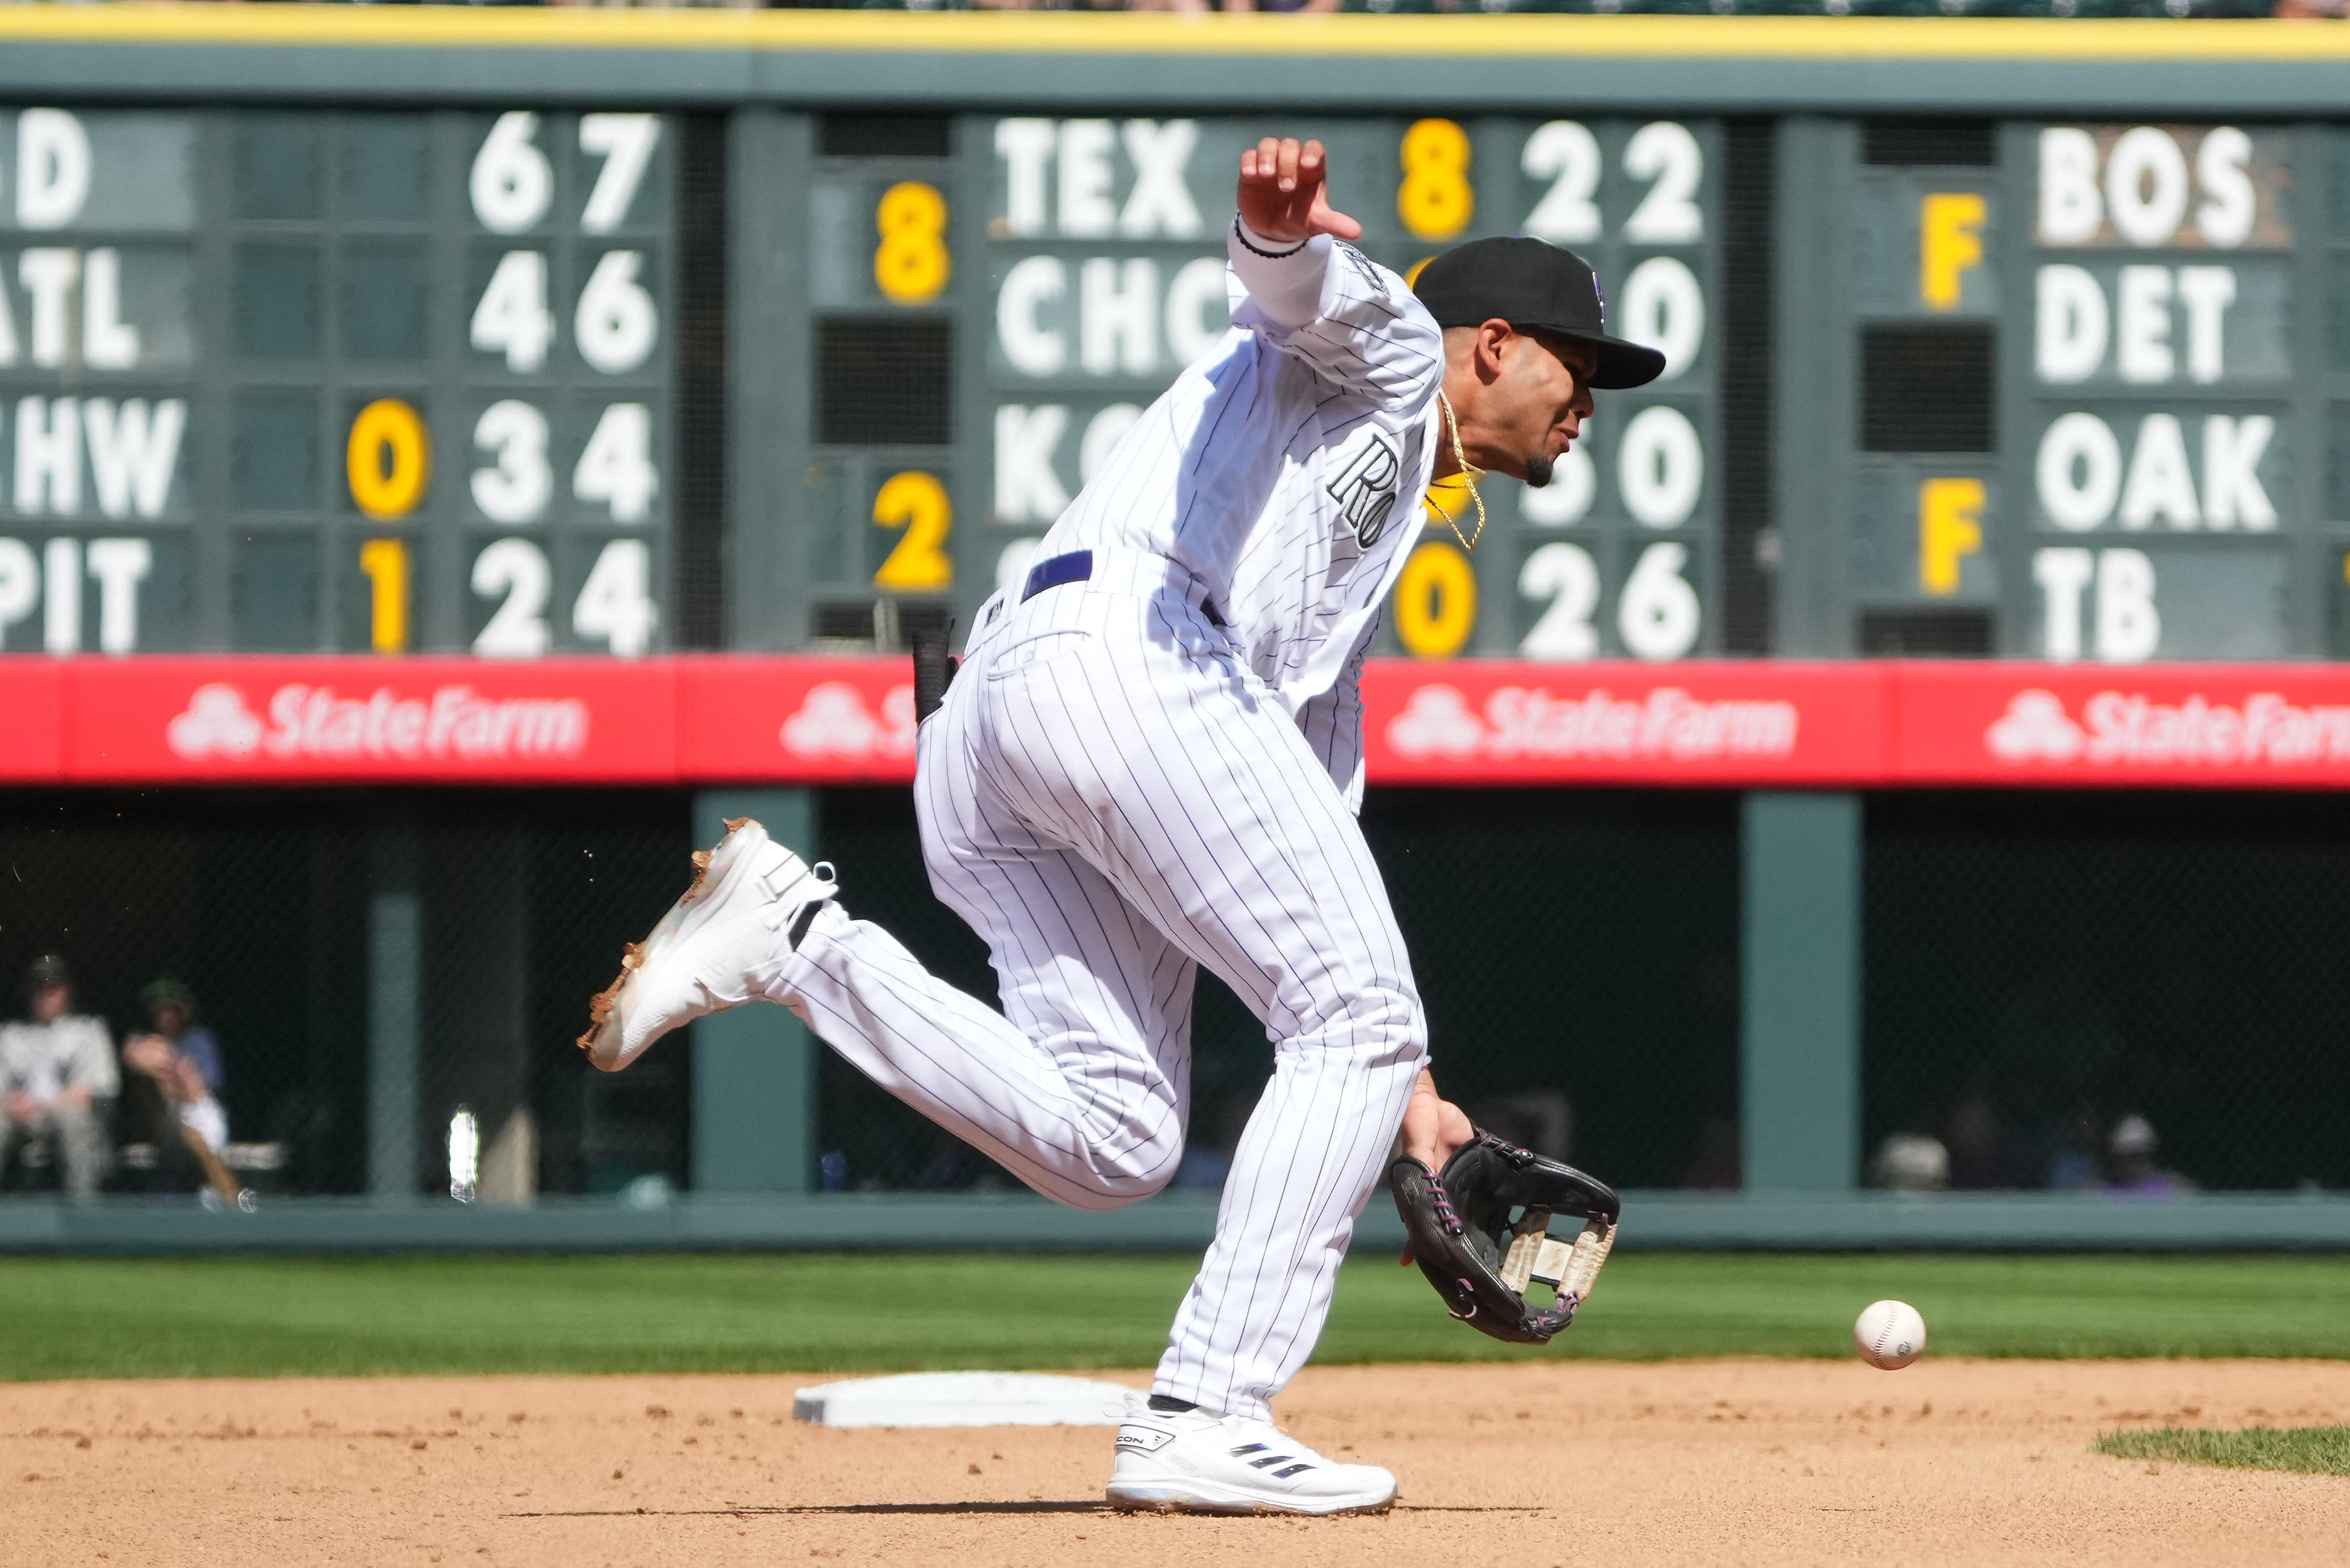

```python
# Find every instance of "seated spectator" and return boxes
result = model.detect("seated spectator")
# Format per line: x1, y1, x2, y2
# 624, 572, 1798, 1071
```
1941, 1088, 2019, 1189
1679, 1112, 1741, 1190
1870, 1132, 1949, 1192
2045, 1103, 2104, 1191
2101, 1113, 2194, 1200
121, 976, 228, 1189
0, 955, 118, 1201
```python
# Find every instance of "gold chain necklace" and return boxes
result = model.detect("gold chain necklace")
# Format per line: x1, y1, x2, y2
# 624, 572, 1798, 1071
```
1427, 390, 1487, 554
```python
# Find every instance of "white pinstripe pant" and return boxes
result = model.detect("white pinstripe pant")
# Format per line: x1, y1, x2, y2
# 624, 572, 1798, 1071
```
767, 558, 1428, 1421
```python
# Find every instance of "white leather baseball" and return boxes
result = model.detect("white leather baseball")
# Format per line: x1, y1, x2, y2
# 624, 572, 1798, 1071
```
1853, 1299, 1927, 1370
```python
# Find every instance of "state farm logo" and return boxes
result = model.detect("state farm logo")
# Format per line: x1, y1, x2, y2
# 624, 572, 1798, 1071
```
1983, 691, 2085, 762
778, 682, 916, 760
167, 684, 264, 759
1982, 688, 2350, 768
1387, 683, 1799, 763
167, 683, 588, 763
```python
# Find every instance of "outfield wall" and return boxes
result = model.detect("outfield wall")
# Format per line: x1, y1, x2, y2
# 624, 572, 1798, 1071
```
4, 11, 2350, 1249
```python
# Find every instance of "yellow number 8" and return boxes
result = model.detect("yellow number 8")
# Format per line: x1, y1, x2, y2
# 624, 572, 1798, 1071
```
1398, 119, 1473, 242
875, 181, 950, 305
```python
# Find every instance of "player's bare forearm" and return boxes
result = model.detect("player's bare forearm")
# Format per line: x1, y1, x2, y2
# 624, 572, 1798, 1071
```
1236, 137, 1363, 245
1400, 1067, 1473, 1170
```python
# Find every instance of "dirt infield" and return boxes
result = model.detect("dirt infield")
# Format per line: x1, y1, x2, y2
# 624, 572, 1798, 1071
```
10, 1360, 2348, 1567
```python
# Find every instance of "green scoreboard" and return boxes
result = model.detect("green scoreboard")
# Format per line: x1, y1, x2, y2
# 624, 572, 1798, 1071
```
0, 106, 674, 657
5, 91, 2344, 670
1782, 117, 2336, 662
742, 111, 1726, 663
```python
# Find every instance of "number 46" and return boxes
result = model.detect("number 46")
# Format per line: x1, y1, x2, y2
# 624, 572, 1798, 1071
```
473, 536, 658, 658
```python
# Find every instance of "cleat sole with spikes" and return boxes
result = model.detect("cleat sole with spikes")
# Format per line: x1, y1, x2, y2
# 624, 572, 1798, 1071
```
577, 817, 833, 1073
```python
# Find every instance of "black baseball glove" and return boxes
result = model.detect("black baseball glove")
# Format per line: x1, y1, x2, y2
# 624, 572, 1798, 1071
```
1389, 1131, 1622, 1344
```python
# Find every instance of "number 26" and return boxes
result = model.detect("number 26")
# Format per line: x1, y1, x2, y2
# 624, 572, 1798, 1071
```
1518, 540, 1700, 663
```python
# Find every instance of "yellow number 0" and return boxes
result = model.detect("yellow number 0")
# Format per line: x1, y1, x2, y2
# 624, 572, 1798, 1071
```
347, 398, 430, 520
875, 181, 950, 306
872, 471, 954, 592
1398, 119, 1473, 242
1395, 541, 1476, 659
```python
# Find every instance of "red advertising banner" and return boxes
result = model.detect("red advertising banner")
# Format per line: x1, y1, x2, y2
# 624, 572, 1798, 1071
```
0, 659, 63, 782
1359, 661, 1890, 787
679, 655, 916, 785
1892, 664, 2350, 788
7, 654, 2350, 790
33, 658, 681, 785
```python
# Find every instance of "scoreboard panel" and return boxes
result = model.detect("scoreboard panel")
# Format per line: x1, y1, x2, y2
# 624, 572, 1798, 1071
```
6, 90, 2343, 673
0, 106, 675, 658
2008, 121, 2307, 665
754, 111, 1724, 665
1788, 116, 2338, 665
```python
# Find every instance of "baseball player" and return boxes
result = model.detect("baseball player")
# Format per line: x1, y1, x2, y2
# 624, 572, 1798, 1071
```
583, 136, 1663, 1515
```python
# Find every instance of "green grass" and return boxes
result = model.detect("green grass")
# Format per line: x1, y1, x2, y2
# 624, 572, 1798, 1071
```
3, 1252, 2348, 1381
2095, 1424, 2350, 1477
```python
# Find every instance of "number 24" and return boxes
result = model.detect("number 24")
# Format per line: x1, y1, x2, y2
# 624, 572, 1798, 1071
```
472, 537, 658, 658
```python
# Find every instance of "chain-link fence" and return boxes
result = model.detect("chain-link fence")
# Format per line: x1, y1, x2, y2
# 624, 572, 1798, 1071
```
6, 782, 2349, 1205
811, 786, 1741, 1195
1865, 791, 2350, 1196
0, 789, 690, 1202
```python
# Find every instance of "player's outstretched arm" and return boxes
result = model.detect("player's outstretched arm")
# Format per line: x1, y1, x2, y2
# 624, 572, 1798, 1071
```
1228, 136, 1441, 407
1236, 137, 1362, 245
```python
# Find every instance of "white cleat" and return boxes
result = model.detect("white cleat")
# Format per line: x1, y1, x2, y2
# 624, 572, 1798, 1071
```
1105, 1407, 1397, 1516
577, 817, 836, 1073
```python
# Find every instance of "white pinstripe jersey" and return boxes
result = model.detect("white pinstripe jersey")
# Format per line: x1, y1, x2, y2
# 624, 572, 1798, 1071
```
1033, 220, 1447, 804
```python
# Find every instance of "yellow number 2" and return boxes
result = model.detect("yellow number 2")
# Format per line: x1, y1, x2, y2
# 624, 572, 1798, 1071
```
872, 470, 954, 592
875, 181, 951, 306
1398, 119, 1473, 242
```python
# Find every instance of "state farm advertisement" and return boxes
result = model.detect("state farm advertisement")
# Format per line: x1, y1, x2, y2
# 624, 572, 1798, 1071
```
21, 659, 681, 784
1362, 662, 1887, 786
682, 657, 916, 784
10, 655, 2350, 789
1896, 665, 2350, 787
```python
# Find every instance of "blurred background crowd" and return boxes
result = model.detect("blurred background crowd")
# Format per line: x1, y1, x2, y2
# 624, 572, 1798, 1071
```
70, 0, 2343, 18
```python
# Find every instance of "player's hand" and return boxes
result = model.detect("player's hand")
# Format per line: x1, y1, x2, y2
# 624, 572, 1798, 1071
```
124, 1035, 174, 1077
1399, 1067, 1474, 1170
1236, 137, 1362, 245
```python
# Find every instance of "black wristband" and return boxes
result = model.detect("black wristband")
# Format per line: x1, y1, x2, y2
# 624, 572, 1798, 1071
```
1231, 217, 1307, 260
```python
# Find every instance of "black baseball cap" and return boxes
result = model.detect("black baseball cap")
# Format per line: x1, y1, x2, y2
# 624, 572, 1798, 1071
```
1413, 237, 1666, 390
